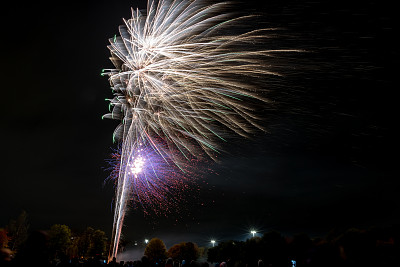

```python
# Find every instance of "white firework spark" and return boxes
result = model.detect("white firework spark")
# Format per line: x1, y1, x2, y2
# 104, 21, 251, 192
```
102, 0, 298, 260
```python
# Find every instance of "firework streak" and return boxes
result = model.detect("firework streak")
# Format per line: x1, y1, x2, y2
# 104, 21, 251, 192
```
102, 0, 297, 260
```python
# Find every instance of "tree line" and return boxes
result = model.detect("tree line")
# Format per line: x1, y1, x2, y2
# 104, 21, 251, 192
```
119, 226, 399, 267
0, 211, 108, 262
1, 211, 399, 266
206, 227, 399, 267
143, 238, 203, 264
0, 211, 204, 265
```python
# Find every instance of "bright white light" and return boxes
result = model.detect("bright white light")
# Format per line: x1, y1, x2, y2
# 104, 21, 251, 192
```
211, 240, 216, 247
251, 230, 257, 237
130, 156, 145, 175
145, 239, 149, 244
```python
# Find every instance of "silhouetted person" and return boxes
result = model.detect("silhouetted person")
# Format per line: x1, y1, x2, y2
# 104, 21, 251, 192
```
57, 255, 71, 267
189, 260, 196, 267
109, 257, 118, 267
165, 258, 173, 267
141, 255, 150, 267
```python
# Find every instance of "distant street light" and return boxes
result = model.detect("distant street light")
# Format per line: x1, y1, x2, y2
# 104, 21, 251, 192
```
211, 240, 216, 247
145, 239, 149, 244
251, 230, 257, 237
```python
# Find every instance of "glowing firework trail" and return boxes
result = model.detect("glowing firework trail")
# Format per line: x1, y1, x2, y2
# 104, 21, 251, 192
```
105, 141, 199, 258
102, 0, 298, 260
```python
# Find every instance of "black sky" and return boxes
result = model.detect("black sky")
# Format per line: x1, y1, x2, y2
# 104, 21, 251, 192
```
1, 0, 398, 250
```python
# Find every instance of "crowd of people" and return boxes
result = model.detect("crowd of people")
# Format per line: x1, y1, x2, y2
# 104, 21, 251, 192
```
107, 256, 212, 267
1, 252, 214, 267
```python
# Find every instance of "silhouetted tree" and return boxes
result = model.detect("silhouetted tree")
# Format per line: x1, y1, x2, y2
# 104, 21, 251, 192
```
48, 224, 72, 260
207, 240, 244, 263
243, 237, 262, 266
77, 227, 94, 258
335, 228, 375, 266
67, 236, 79, 259
288, 233, 312, 267
308, 238, 338, 267
168, 243, 183, 261
0, 229, 9, 248
197, 246, 206, 260
73, 227, 107, 259
261, 231, 288, 267
168, 242, 199, 262
144, 238, 167, 263
183, 242, 199, 262
6, 210, 29, 252
206, 246, 218, 263
90, 229, 107, 258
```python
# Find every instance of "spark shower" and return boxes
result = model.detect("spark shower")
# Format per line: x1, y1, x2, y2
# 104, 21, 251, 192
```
102, 0, 297, 260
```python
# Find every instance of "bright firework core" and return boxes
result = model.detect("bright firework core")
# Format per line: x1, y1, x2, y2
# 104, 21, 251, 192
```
129, 156, 145, 176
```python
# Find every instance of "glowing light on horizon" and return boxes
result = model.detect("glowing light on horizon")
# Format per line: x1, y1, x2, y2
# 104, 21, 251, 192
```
211, 240, 216, 247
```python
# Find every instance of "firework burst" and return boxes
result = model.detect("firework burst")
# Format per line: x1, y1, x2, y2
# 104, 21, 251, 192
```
105, 141, 202, 216
102, 0, 298, 260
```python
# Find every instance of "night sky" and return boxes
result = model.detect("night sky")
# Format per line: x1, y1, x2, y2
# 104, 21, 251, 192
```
1, 0, 397, 253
